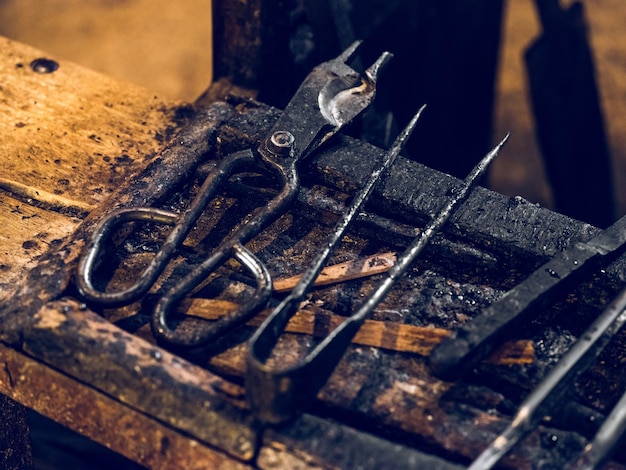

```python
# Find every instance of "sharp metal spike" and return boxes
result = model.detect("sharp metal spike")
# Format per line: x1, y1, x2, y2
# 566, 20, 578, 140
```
365, 51, 394, 83
336, 40, 362, 63
573, 388, 626, 469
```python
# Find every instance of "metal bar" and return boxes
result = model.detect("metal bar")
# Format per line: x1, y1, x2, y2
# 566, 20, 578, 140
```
430, 212, 626, 381
572, 368, 626, 469
247, 132, 508, 424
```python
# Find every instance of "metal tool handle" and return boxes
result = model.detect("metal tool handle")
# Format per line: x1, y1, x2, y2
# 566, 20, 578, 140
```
151, 241, 273, 348
77, 149, 258, 307
78, 146, 299, 347
77, 206, 180, 307
149, 43, 393, 348
147, 137, 302, 347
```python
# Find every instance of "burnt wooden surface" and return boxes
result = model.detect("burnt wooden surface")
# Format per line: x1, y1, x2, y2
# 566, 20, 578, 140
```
3, 37, 626, 469
0, 35, 183, 303
0, 343, 248, 470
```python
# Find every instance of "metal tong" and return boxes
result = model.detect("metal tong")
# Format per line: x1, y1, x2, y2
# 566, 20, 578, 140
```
429, 213, 626, 468
246, 132, 510, 424
77, 42, 391, 347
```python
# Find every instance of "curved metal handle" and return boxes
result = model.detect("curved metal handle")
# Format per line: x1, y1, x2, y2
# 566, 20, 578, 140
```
144, 143, 301, 347
77, 206, 180, 307
151, 242, 272, 348
77, 149, 257, 307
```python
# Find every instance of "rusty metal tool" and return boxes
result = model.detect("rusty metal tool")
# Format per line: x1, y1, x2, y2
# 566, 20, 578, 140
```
468, 284, 626, 469
430, 213, 626, 381
246, 133, 509, 424
76, 41, 391, 347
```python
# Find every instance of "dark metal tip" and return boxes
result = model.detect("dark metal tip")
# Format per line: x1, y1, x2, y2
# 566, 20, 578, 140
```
391, 104, 426, 148
337, 40, 362, 63
365, 51, 393, 83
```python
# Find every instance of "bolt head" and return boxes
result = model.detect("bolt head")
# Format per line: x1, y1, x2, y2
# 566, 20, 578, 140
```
267, 131, 295, 156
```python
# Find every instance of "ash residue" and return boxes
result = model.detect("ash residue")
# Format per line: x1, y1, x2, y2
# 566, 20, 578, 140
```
529, 327, 577, 382
401, 268, 503, 330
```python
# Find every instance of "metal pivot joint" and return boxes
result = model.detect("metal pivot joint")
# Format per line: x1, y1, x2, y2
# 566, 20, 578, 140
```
265, 131, 295, 157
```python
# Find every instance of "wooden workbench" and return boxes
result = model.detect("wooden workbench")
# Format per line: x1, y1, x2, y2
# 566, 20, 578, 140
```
0, 36, 468, 469
0, 37, 252, 469
2, 36, 626, 469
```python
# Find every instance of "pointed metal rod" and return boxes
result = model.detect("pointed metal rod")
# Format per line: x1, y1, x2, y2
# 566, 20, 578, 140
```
469, 284, 626, 470
572, 382, 626, 469
288, 104, 426, 302
247, 130, 509, 424
345, 133, 509, 327
430, 210, 626, 381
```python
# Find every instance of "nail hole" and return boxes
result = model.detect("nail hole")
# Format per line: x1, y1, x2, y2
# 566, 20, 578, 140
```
30, 58, 59, 74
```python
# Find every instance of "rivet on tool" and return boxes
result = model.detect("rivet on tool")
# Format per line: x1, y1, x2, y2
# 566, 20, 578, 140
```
29, 58, 59, 74
266, 131, 295, 157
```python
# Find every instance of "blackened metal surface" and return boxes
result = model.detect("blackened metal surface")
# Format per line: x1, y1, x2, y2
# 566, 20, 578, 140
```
260, 413, 464, 469
430, 214, 626, 381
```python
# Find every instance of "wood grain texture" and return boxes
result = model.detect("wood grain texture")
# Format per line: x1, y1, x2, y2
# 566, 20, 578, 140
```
182, 297, 534, 364
0, 343, 250, 470
0, 36, 181, 299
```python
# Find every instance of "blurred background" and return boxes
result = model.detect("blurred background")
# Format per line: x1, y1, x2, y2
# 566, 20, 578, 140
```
0, 0, 624, 226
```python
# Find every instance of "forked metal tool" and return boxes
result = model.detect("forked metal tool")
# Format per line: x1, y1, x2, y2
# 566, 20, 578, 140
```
77, 42, 391, 347
427, 191, 626, 468
246, 133, 509, 424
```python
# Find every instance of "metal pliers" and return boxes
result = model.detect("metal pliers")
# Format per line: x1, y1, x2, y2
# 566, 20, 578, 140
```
77, 42, 391, 348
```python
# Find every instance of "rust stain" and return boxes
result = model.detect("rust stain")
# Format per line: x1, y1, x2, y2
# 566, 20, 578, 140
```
33, 305, 67, 329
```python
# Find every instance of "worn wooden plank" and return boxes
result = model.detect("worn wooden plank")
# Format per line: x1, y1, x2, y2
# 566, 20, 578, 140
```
21, 299, 257, 461
181, 298, 534, 364
0, 36, 183, 300
0, 344, 249, 470
0, 194, 78, 302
